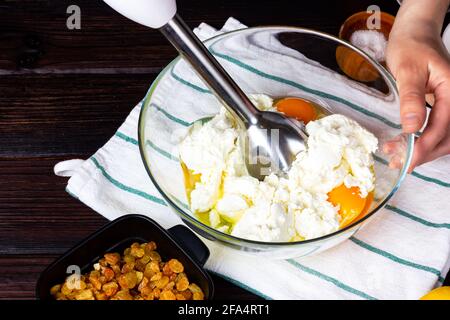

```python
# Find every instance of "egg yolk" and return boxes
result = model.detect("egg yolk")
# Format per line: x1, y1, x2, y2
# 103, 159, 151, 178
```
181, 162, 201, 202
275, 97, 317, 124
327, 184, 367, 228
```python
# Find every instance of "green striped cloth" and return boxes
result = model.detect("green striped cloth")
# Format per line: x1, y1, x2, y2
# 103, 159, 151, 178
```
55, 18, 450, 299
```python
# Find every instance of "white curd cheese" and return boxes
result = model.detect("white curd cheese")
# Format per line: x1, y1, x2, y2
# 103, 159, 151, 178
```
179, 94, 378, 242
178, 108, 237, 213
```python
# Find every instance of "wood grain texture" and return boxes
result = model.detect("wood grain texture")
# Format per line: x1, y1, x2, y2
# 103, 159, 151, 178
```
0, 0, 399, 73
0, 0, 448, 300
0, 74, 151, 156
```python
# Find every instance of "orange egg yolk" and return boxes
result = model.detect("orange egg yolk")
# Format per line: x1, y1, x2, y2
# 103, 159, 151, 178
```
275, 97, 317, 124
327, 184, 368, 228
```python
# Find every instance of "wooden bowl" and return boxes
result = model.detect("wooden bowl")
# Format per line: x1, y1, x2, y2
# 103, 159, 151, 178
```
336, 11, 395, 82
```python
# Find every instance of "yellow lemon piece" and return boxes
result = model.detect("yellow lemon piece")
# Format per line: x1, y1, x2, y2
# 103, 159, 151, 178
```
420, 287, 450, 300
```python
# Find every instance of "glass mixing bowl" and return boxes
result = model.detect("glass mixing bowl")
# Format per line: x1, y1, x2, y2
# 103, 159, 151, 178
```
138, 27, 413, 259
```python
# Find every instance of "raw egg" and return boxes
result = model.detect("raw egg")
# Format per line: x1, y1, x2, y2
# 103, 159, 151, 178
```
275, 97, 317, 124
327, 184, 368, 228
354, 191, 374, 222
181, 162, 201, 202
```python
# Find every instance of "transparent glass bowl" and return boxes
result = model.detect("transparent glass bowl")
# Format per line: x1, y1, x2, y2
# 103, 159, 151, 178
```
138, 27, 413, 259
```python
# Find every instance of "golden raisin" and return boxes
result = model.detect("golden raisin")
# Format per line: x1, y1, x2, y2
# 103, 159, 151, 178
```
164, 281, 175, 291
152, 288, 161, 299
130, 247, 145, 258
75, 289, 94, 300
104, 253, 121, 266
144, 265, 154, 279
98, 275, 107, 285
144, 292, 154, 300
176, 276, 189, 291
89, 275, 102, 291
103, 267, 115, 282
102, 282, 119, 297
142, 241, 157, 253
111, 265, 121, 275
98, 258, 107, 267
176, 293, 186, 300
150, 272, 162, 282
134, 260, 146, 272
79, 281, 87, 290
139, 255, 151, 265
50, 284, 61, 296
138, 277, 149, 292
118, 272, 138, 289
61, 283, 72, 295
89, 270, 100, 280
169, 273, 177, 281
131, 242, 140, 249
155, 276, 170, 289
148, 280, 157, 290
160, 290, 176, 300
112, 290, 133, 300
162, 263, 174, 276
148, 251, 161, 262
181, 290, 192, 300
121, 262, 135, 273
168, 259, 184, 273
136, 271, 144, 284
140, 286, 153, 297
95, 292, 108, 300
188, 283, 202, 293
123, 254, 135, 264
55, 292, 67, 300
144, 261, 160, 278
193, 291, 204, 300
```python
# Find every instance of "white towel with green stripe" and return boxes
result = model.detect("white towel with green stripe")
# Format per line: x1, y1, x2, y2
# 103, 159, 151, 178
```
55, 18, 450, 300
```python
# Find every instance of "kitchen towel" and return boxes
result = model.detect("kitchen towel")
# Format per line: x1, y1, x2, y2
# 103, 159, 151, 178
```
55, 18, 450, 300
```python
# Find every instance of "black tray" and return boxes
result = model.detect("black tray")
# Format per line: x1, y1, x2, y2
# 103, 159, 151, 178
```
36, 214, 214, 300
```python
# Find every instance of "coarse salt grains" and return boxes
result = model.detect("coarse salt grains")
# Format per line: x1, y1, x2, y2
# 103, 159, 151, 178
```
349, 30, 387, 62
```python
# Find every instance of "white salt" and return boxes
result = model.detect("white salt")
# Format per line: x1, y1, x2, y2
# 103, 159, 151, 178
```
349, 30, 387, 62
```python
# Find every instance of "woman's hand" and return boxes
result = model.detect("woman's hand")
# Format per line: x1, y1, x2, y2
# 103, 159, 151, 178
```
386, 0, 450, 170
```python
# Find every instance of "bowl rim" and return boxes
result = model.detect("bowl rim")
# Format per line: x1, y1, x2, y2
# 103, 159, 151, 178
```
138, 25, 414, 247
338, 10, 396, 40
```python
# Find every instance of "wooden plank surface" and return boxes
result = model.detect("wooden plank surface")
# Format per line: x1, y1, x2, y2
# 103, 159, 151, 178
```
0, 157, 260, 299
0, 0, 448, 300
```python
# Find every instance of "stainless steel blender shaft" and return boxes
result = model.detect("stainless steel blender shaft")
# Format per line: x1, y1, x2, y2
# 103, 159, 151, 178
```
160, 15, 259, 127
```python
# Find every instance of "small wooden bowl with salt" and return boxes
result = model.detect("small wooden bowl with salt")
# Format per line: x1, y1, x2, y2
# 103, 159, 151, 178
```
336, 11, 395, 82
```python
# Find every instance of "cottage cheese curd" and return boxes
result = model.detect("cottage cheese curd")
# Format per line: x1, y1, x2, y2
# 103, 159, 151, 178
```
179, 94, 378, 242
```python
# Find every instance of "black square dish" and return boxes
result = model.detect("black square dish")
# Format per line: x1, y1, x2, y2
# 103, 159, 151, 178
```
36, 215, 214, 300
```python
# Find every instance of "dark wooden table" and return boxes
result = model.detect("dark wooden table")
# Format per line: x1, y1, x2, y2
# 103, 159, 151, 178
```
1, 0, 448, 300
